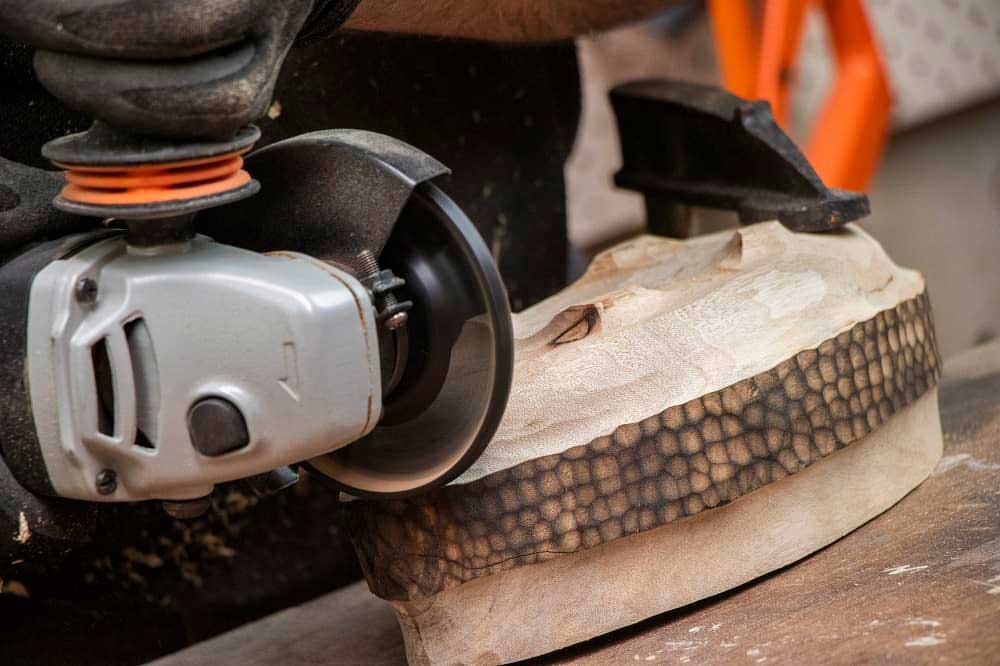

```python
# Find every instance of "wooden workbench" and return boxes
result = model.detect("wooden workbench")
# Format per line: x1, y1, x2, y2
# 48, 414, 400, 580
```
154, 340, 1000, 665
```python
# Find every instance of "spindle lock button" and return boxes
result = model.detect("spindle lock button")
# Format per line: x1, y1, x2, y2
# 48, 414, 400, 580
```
188, 397, 250, 457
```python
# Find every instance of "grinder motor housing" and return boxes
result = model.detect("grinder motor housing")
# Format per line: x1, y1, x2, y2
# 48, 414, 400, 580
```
0, 128, 515, 541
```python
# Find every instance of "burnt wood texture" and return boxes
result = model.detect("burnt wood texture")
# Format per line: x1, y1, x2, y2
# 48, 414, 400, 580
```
347, 290, 941, 601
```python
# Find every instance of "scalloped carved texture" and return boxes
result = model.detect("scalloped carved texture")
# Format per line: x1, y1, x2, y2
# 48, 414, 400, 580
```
346, 291, 941, 602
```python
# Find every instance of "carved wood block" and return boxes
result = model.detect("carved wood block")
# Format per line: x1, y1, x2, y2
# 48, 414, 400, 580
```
343, 222, 943, 665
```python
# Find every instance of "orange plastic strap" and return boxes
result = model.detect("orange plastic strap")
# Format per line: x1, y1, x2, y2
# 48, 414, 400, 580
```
709, 0, 891, 191
756, 0, 809, 126
805, 0, 892, 191
707, 0, 760, 99
56, 149, 252, 207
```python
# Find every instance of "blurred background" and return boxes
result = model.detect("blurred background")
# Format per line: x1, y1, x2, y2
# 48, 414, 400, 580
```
567, 0, 1000, 359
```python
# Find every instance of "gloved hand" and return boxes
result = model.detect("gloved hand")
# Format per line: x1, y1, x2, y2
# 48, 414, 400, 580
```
0, 0, 359, 141
0, 156, 90, 253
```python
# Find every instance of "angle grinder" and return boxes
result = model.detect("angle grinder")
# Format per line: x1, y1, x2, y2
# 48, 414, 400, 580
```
0, 116, 514, 509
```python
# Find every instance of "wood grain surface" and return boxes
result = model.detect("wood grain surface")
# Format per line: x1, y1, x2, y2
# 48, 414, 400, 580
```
153, 340, 1000, 666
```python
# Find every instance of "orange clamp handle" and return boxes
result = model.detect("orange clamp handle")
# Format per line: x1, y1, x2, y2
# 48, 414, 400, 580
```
708, 0, 891, 192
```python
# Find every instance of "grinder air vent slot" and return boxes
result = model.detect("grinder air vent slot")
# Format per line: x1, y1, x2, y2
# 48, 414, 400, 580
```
125, 318, 158, 450
88, 319, 158, 449
90, 337, 115, 438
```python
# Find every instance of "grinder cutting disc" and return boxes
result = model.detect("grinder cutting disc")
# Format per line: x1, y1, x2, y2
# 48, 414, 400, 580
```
307, 182, 514, 498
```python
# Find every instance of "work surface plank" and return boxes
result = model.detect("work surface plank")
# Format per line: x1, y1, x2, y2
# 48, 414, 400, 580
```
155, 341, 1000, 665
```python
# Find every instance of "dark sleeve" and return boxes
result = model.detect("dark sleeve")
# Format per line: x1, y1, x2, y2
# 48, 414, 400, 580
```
296, 0, 364, 44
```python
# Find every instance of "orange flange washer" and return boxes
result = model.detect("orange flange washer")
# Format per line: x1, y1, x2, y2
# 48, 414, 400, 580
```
42, 123, 261, 219
56, 148, 253, 208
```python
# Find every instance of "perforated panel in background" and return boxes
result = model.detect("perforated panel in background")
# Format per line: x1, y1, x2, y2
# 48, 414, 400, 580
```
794, 0, 1000, 133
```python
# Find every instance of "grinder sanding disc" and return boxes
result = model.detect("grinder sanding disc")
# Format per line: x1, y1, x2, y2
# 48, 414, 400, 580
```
307, 182, 515, 499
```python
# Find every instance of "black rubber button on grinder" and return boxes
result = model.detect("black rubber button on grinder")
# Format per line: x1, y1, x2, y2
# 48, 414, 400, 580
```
188, 398, 250, 457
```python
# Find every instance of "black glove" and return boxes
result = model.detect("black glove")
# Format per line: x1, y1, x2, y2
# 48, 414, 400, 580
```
298, 0, 364, 44
0, 156, 90, 254
0, 0, 360, 141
